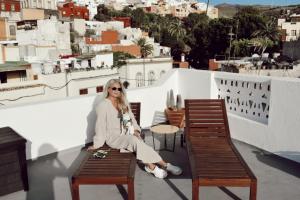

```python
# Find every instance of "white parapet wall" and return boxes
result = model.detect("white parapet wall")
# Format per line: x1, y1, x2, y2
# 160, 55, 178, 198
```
0, 70, 179, 160
0, 69, 300, 164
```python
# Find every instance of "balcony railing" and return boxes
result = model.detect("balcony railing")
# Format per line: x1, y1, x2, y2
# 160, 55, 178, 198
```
0, 69, 299, 164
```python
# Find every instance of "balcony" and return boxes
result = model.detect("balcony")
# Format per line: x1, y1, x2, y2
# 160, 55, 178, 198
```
0, 69, 299, 199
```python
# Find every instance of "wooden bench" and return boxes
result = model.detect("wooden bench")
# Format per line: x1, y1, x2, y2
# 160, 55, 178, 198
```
71, 102, 141, 200
71, 148, 136, 200
184, 99, 257, 200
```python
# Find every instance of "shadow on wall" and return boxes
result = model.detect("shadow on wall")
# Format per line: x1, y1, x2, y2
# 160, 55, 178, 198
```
26, 144, 67, 200
253, 150, 300, 178
85, 94, 104, 145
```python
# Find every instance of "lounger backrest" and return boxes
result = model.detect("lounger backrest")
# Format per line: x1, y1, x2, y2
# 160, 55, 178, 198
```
184, 99, 230, 139
130, 102, 141, 126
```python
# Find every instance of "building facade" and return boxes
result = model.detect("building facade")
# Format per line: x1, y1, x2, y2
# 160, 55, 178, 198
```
0, 0, 21, 12
118, 57, 172, 88
58, 1, 89, 20
278, 14, 300, 41
21, 0, 57, 10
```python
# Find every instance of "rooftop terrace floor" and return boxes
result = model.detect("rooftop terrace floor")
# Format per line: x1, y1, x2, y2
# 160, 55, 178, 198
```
1, 132, 300, 200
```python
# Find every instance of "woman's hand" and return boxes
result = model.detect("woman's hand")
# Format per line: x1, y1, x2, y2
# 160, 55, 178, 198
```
133, 130, 142, 140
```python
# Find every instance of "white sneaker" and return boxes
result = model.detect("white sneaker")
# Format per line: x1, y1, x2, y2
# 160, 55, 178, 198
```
166, 163, 182, 175
144, 166, 168, 179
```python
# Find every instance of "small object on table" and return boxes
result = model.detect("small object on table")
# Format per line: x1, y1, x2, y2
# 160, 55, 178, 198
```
150, 124, 179, 152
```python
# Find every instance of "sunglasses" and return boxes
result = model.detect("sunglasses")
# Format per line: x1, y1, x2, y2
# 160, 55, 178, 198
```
111, 87, 122, 92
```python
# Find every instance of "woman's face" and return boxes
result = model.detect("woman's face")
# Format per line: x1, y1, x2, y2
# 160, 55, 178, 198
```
108, 82, 122, 98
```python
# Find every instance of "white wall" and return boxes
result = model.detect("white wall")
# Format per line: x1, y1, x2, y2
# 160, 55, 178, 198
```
1, 69, 300, 164
73, 19, 86, 36
0, 69, 178, 160
0, 69, 119, 106
281, 22, 300, 41
178, 69, 212, 99
119, 57, 173, 88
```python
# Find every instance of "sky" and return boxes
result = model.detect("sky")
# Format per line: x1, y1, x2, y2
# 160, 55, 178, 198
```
204, 0, 300, 6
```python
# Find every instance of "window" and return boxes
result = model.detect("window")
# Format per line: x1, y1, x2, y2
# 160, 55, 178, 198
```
291, 30, 297, 36
1, 3, 5, 11
136, 72, 144, 87
79, 88, 88, 95
48, 0, 51, 9
11, 4, 15, 11
9, 25, 16, 36
96, 86, 103, 93
148, 71, 155, 86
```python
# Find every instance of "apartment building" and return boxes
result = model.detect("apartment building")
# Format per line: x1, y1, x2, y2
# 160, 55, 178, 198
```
16, 17, 71, 61
0, 1, 21, 41
278, 14, 300, 41
21, 0, 57, 10
58, 1, 89, 20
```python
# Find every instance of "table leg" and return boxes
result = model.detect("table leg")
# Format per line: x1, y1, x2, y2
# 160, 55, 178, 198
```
152, 132, 156, 150
164, 134, 167, 150
172, 132, 176, 152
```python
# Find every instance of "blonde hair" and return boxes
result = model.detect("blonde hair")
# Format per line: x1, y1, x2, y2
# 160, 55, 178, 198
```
103, 79, 129, 112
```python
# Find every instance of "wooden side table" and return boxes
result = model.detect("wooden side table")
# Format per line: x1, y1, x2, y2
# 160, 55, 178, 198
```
0, 127, 29, 196
150, 124, 179, 152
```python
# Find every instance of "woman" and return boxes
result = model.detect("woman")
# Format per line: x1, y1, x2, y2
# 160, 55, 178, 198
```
88, 79, 182, 178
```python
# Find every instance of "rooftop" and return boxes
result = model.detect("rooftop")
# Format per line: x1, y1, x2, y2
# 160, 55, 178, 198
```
0, 68, 299, 199
0, 61, 30, 72
0, 137, 299, 200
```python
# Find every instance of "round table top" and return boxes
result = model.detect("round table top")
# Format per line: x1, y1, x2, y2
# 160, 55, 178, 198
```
150, 124, 179, 134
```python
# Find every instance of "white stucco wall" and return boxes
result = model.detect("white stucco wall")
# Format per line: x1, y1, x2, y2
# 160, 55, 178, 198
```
281, 22, 300, 41
0, 69, 119, 106
119, 57, 173, 88
73, 19, 86, 36
16, 18, 71, 52
0, 69, 300, 164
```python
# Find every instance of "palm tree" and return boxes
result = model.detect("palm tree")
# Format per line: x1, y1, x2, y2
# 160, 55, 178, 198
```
206, 0, 210, 16
135, 38, 154, 58
252, 19, 280, 42
250, 37, 274, 55
134, 38, 154, 86
168, 20, 186, 41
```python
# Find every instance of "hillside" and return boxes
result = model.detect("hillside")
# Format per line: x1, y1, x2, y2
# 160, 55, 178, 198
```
216, 3, 300, 18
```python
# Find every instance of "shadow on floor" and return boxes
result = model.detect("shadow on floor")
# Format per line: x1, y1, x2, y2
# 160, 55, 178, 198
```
253, 150, 300, 178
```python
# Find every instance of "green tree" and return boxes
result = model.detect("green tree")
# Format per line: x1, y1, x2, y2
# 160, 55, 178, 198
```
135, 38, 154, 58
207, 18, 235, 59
252, 19, 280, 42
131, 8, 146, 28
187, 22, 210, 69
168, 20, 186, 41
183, 13, 208, 32
112, 52, 135, 69
250, 37, 274, 55
232, 39, 252, 57
234, 7, 265, 39
94, 4, 111, 21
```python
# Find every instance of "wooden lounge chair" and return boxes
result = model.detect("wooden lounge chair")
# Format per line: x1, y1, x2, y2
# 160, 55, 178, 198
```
71, 102, 141, 200
184, 99, 257, 200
